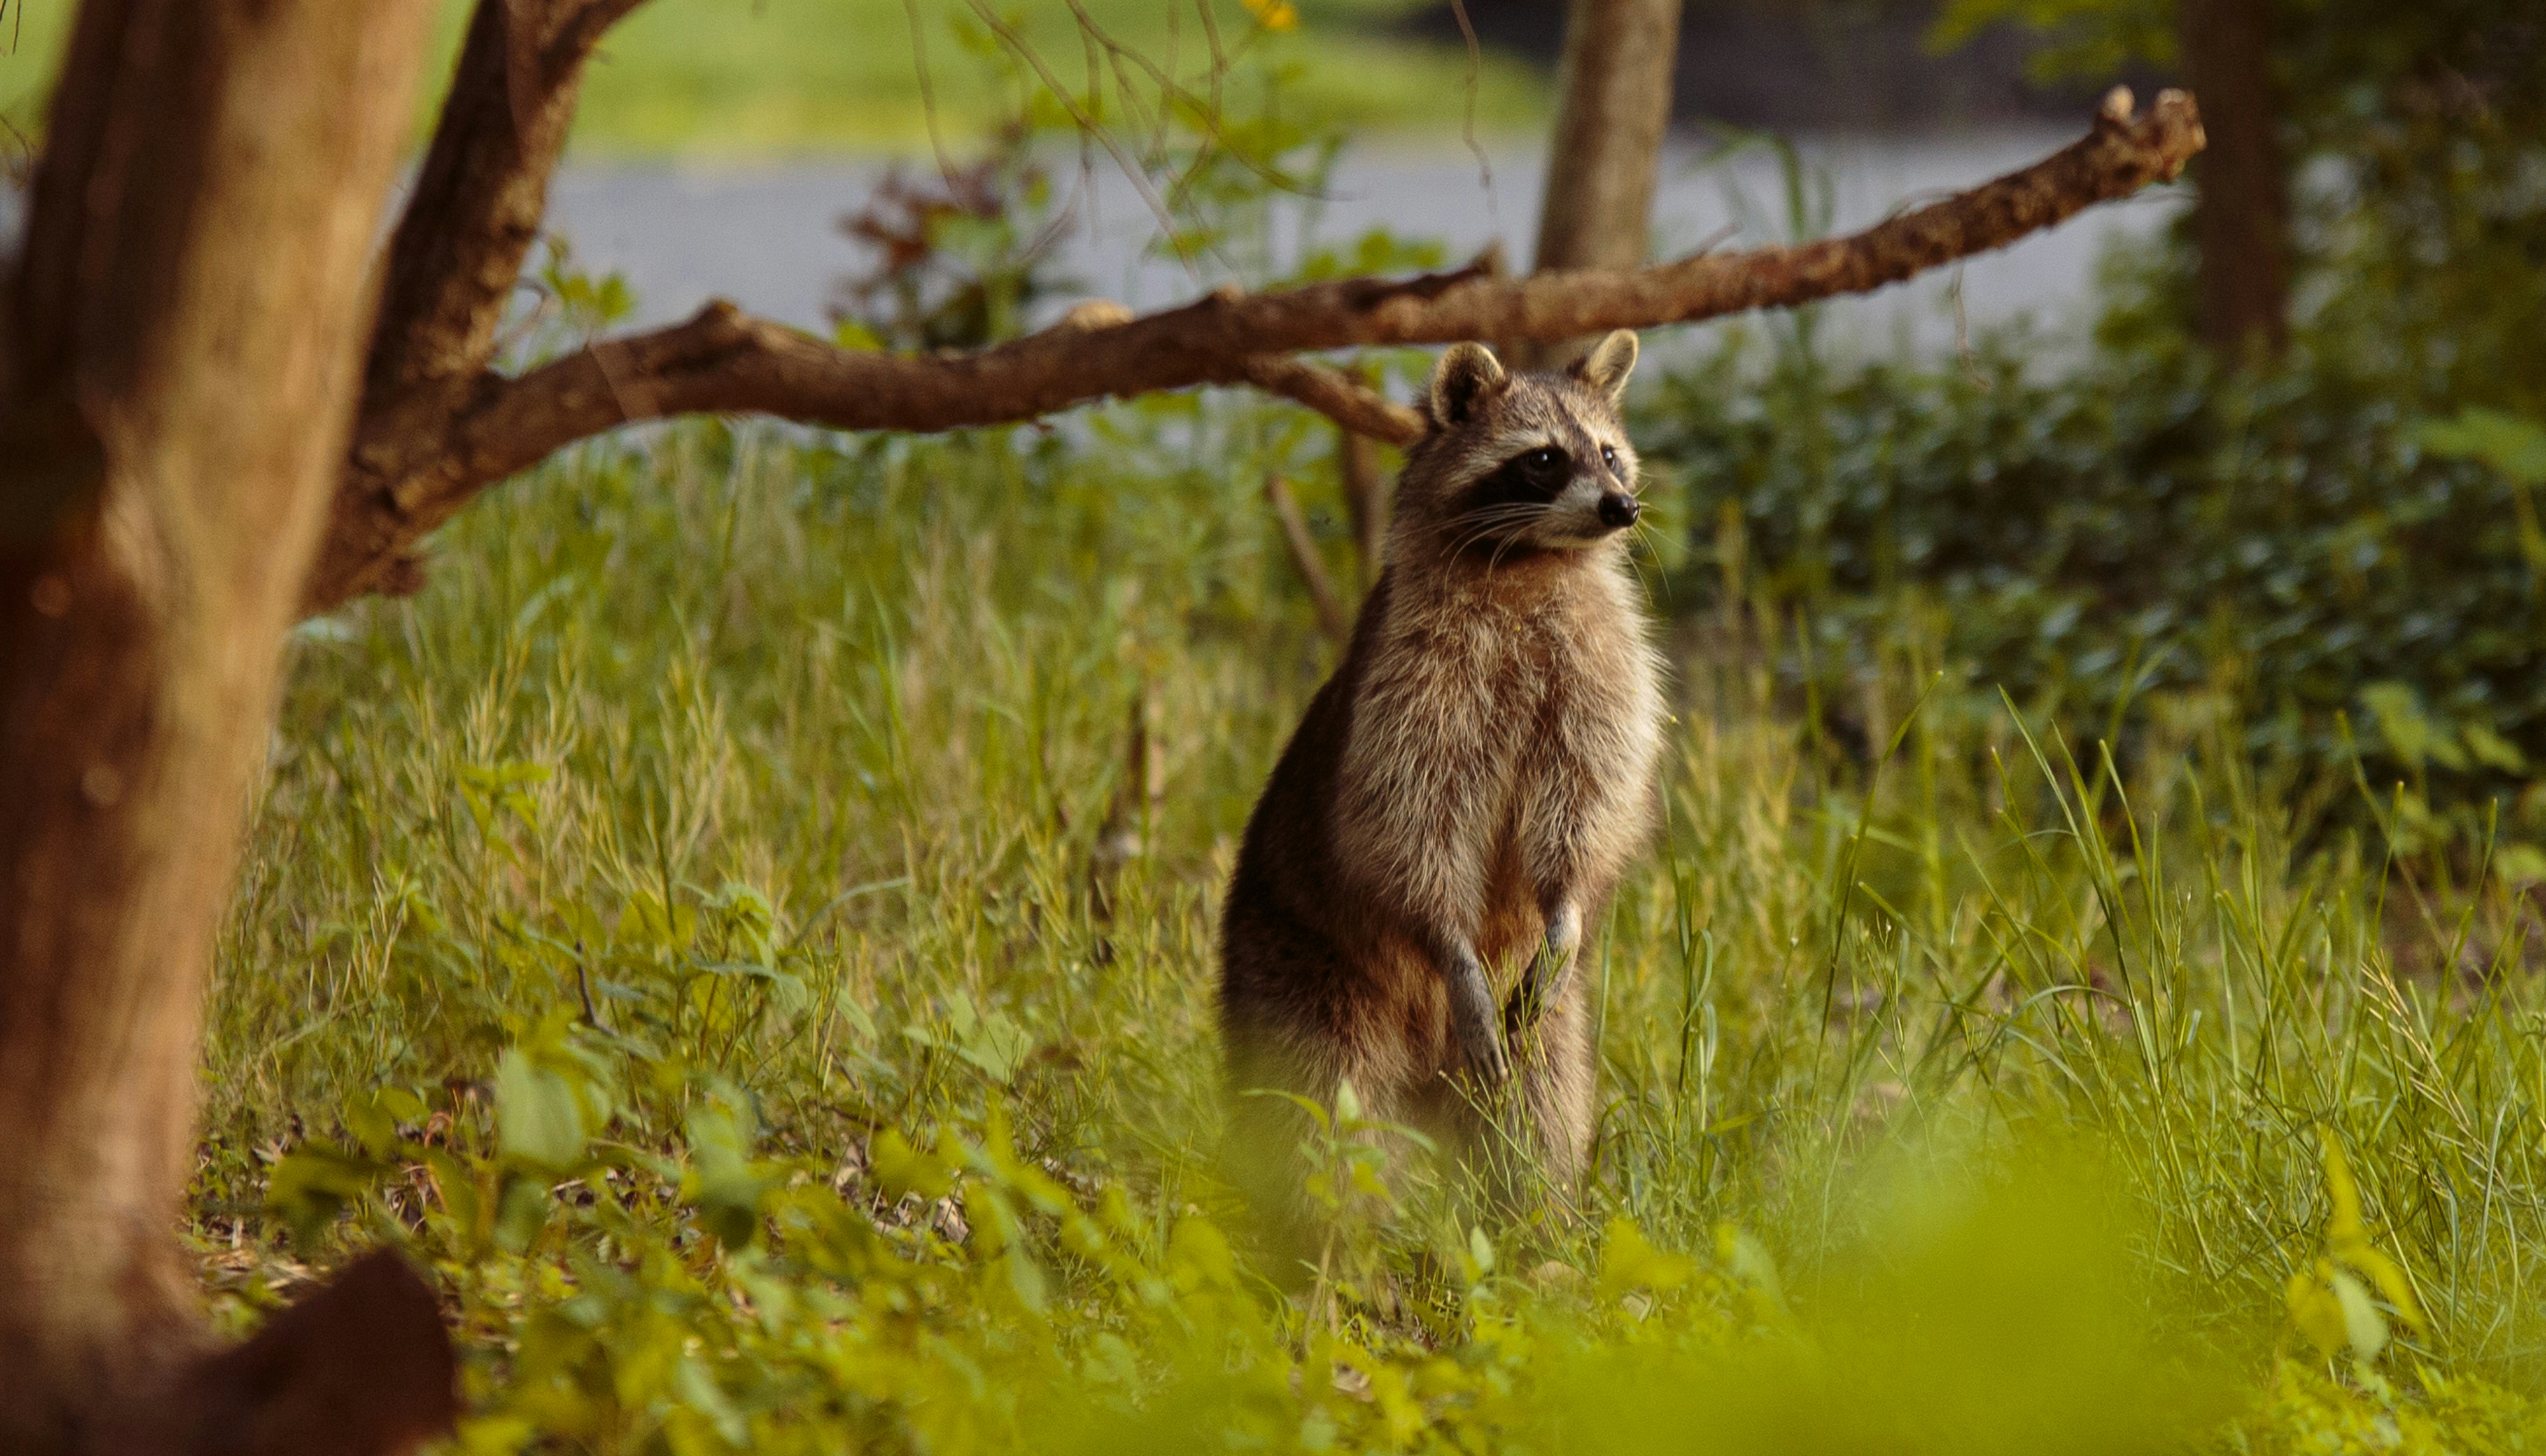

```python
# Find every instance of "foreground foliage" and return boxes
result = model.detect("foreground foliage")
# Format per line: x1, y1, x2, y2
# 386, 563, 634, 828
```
203, 404, 2546, 1452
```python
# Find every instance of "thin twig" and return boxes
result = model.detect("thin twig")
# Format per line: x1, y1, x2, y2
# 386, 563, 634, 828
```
1334, 363, 1390, 587
1445, 0, 1502, 237
1267, 473, 1352, 647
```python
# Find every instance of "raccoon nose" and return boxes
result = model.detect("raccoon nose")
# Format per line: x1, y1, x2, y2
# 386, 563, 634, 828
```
1598, 492, 1640, 529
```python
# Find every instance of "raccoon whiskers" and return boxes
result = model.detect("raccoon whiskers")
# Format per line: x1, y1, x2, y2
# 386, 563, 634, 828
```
1619, 519, 1660, 599
1483, 527, 1537, 577
1443, 503, 1547, 540
1442, 504, 1553, 563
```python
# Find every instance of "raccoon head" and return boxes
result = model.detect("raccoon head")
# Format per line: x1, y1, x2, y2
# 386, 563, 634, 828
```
1395, 332, 1643, 564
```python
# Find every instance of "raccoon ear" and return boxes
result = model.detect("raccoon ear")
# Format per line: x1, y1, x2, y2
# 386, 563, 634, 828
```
1427, 342, 1509, 427
1570, 330, 1639, 405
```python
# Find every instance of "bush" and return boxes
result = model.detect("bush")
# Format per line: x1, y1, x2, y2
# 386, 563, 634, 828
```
1642, 317, 2546, 847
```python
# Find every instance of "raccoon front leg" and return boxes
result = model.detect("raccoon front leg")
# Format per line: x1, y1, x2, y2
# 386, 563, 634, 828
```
1503, 898, 1581, 1037
1509, 754, 1635, 1033
1335, 648, 1514, 1087
1438, 939, 1512, 1086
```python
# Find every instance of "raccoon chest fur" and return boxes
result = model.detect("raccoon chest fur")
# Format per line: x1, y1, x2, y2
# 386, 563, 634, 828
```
1332, 560, 1663, 988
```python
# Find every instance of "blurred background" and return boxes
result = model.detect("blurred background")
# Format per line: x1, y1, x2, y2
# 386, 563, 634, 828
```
7, 0, 2540, 1239
5, 0, 2170, 351
5, 0, 2542, 1232
6, 4, 2546, 1448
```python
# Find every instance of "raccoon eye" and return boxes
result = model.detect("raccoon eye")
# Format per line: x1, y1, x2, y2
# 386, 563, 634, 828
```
1601, 444, 1620, 470
1523, 446, 1567, 473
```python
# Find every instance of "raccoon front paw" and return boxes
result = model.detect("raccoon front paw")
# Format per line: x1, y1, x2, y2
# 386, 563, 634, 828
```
1503, 956, 1575, 1037
1448, 967, 1512, 1085
1504, 904, 1582, 1035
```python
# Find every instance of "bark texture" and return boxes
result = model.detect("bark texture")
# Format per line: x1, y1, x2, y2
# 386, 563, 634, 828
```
335, 0, 650, 601
1518, 0, 1684, 367
2179, 0, 2286, 354
304, 87, 2204, 615
0, 1, 452, 1451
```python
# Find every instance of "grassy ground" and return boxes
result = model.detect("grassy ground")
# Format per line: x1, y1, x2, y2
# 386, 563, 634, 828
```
199, 383, 2546, 1452
0, 0, 1548, 155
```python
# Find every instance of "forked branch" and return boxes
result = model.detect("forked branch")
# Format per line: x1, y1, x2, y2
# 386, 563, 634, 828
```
305, 87, 2202, 614
363, 0, 645, 403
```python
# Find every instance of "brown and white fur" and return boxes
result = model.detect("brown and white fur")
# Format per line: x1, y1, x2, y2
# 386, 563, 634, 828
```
1216, 332, 1666, 1252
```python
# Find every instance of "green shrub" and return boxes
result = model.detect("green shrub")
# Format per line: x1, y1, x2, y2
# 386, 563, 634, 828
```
1643, 321, 2546, 848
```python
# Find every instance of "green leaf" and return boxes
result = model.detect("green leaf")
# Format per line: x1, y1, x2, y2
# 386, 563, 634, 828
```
420, 1147, 486, 1247
1167, 1215, 1238, 1291
1713, 1221, 1793, 1325
2320, 1134, 2370, 1251
2315, 1133, 2426, 1341
2331, 1268, 2388, 1361
955, 1011, 1030, 1084
2463, 722, 2526, 773
2288, 1261, 2349, 1359
2416, 407, 2546, 485
265, 1140, 390, 1247
492, 1172, 551, 1253
1598, 1217, 1695, 1300
673, 1357, 748, 1448
342, 1091, 402, 1161
2358, 682, 2438, 771
1333, 1077, 1364, 1126
684, 1099, 772, 1250
447, 1415, 538, 1456
926, 990, 1032, 1084
871, 1128, 954, 1201
833, 988, 878, 1044
495, 1049, 589, 1169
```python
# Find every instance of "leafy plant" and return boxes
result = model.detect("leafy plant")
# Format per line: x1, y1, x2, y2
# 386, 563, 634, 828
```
1641, 323, 2546, 853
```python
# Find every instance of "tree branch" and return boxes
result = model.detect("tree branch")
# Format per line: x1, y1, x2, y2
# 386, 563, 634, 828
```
1242, 356, 1425, 447
305, 87, 2202, 615
362, 0, 646, 405
334, 0, 646, 601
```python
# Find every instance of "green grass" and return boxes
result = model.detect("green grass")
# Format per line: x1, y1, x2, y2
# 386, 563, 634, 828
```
0, 0, 1548, 156
200, 387, 2546, 1452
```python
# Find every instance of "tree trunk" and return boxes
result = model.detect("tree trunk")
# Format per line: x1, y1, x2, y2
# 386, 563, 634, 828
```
2179, 0, 2287, 355
1517, 0, 1684, 368
0, 2, 451, 1451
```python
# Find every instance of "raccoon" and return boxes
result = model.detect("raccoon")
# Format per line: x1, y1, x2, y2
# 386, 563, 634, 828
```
1217, 331, 1666, 1254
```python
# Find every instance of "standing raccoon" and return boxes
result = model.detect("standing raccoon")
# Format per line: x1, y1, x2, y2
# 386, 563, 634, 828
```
1217, 331, 1666, 1243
